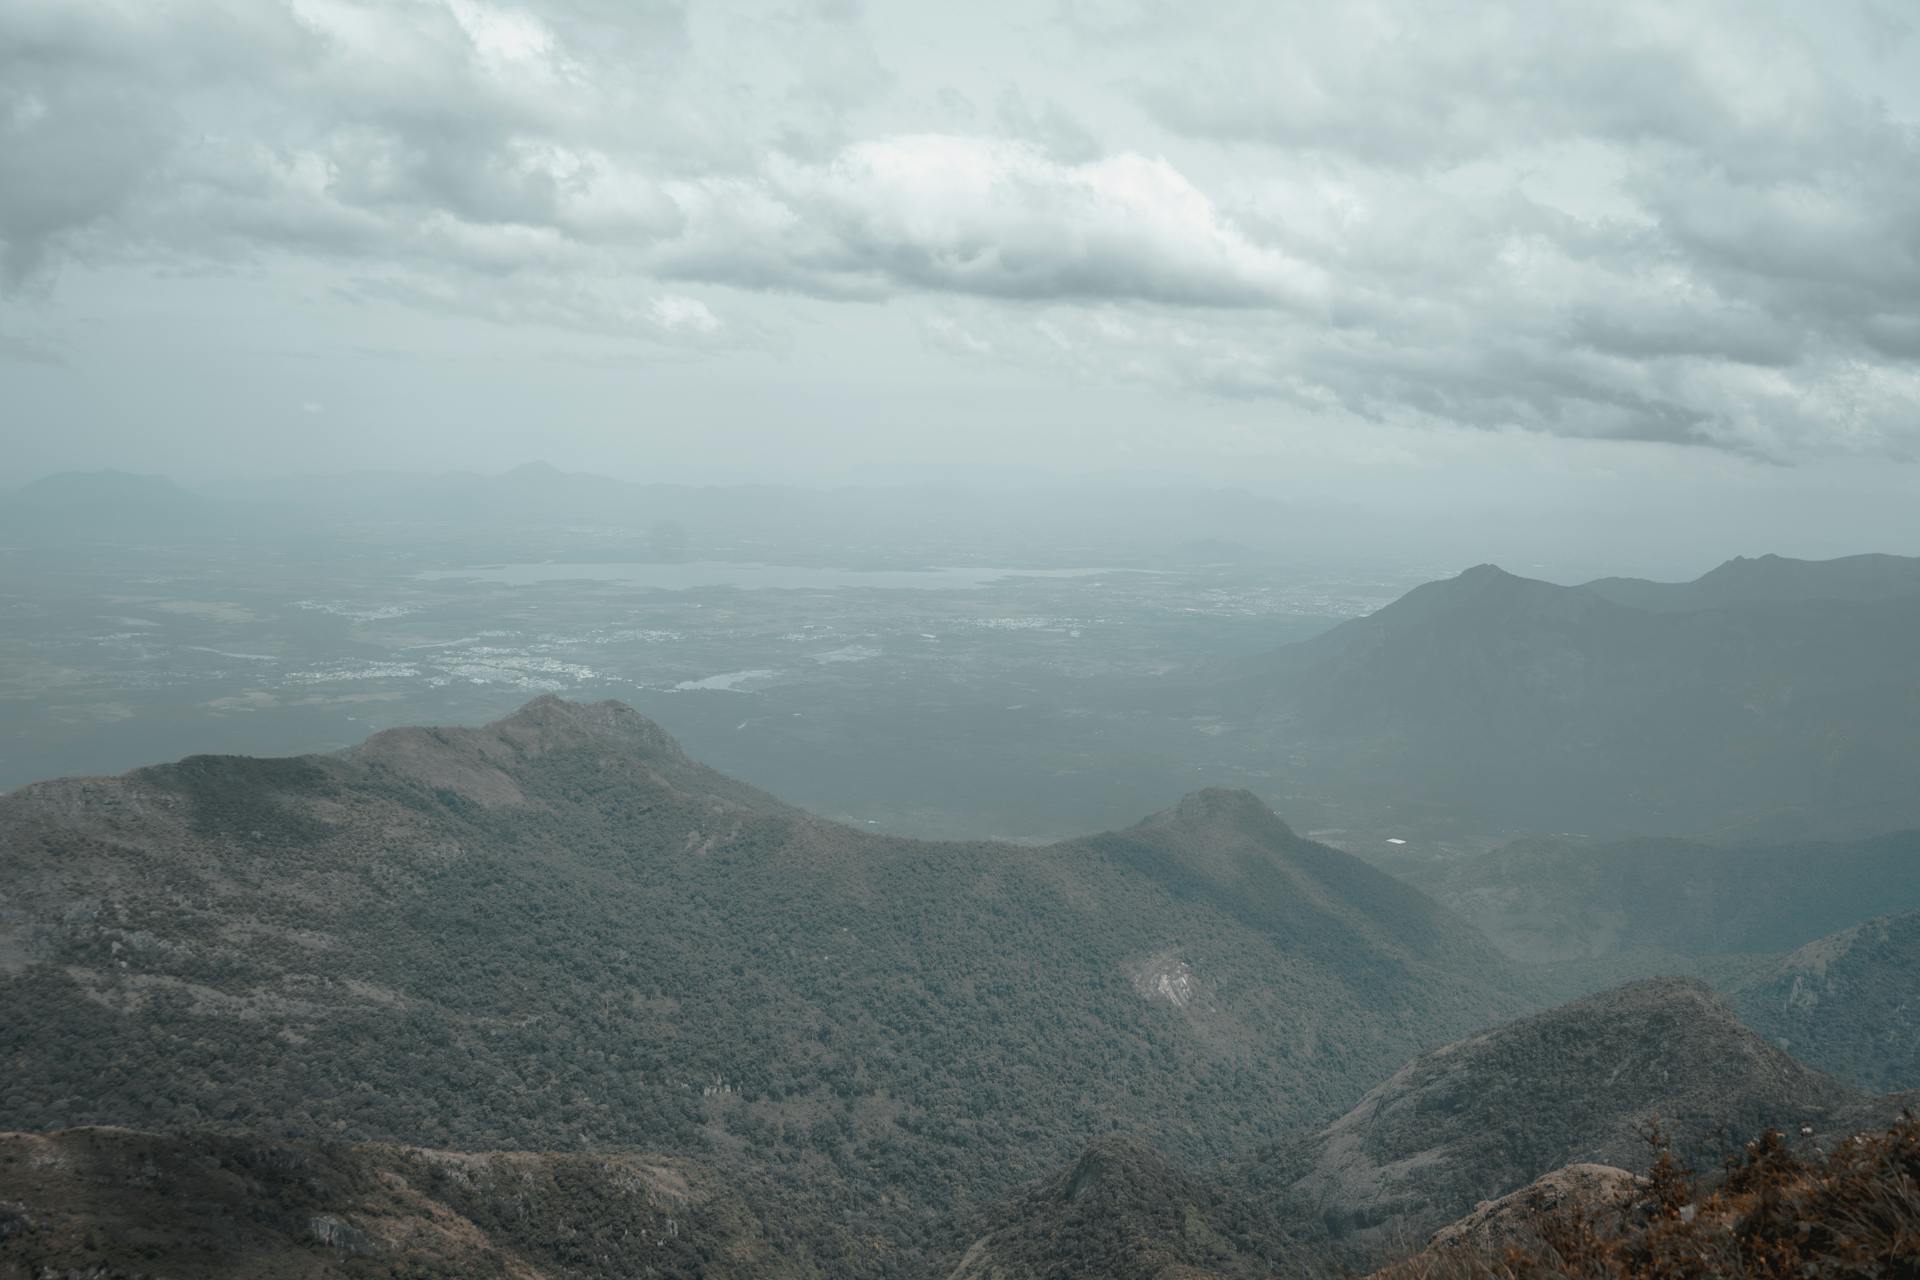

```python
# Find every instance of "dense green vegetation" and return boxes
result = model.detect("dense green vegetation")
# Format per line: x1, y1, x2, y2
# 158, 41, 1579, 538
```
1732, 909, 1920, 1092
949, 979, 1908, 1279
0, 696, 1531, 1275
1240, 978, 1875, 1261
947, 1135, 1299, 1280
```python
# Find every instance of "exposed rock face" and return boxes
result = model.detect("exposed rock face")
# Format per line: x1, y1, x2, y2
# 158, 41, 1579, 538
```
1424, 1163, 1645, 1256
1132, 951, 1201, 1009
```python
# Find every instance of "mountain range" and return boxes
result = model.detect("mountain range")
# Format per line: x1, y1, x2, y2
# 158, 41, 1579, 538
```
1370, 825, 1920, 1092
5, 694, 1917, 1276
949, 978, 1913, 1278
1234, 552, 1920, 839
0, 696, 1536, 1274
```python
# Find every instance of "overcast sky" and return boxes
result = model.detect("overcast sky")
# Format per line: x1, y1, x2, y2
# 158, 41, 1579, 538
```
3, 0, 1919, 527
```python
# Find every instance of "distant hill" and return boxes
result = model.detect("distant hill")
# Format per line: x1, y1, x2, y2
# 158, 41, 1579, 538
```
1585, 552, 1920, 611
956, 979, 1901, 1278
1244, 978, 1869, 1260
0, 696, 1532, 1273
1732, 909, 1920, 1092
0, 470, 237, 541
1231, 553, 1920, 838
1394, 828, 1920, 967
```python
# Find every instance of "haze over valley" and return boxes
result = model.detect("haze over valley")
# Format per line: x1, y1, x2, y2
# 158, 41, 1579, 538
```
6, 0, 1920, 1275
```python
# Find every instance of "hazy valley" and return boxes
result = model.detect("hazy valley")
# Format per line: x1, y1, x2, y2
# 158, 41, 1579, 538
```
8, 468, 1920, 1274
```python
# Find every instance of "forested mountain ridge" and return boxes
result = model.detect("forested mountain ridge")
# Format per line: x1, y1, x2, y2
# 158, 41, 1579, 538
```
1242, 978, 1872, 1258
952, 978, 1911, 1279
1732, 908, 1920, 1092
0, 696, 1532, 1274
1229, 553, 1920, 838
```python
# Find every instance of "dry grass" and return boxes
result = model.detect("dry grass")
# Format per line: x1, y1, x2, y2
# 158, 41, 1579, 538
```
1376, 1114, 1920, 1279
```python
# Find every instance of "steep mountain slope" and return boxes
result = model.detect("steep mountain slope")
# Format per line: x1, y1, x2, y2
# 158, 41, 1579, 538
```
1232, 554, 1920, 838
944, 1136, 1284, 1280
942, 979, 1903, 1279
1733, 909, 1920, 1091
0, 697, 1531, 1273
0, 1126, 821, 1280
1245, 978, 1867, 1260
1396, 829, 1920, 967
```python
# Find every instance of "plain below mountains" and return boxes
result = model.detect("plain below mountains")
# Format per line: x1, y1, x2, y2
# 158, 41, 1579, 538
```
1229, 552, 1920, 840
0, 696, 1534, 1276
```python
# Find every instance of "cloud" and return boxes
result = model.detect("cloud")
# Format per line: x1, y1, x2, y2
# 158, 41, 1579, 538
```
0, 327, 68, 365
654, 135, 1330, 307
1, 0, 1917, 458
648, 293, 720, 334
1084, 0, 1920, 455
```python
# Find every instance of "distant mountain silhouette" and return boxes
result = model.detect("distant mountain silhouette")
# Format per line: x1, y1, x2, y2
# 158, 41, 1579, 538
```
1231, 553, 1920, 837
1399, 827, 1920, 967
1586, 552, 1920, 611
1, 470, 235, 541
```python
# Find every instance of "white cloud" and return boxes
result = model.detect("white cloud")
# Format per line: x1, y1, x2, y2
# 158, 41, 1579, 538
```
2, 0, 1917, 458
647, 135, 1329, 307
648, 294, 720, 334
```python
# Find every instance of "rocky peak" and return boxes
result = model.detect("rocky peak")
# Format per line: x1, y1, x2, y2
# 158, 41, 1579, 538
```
488, 695, 689, 760
1154, 788, 1294, 841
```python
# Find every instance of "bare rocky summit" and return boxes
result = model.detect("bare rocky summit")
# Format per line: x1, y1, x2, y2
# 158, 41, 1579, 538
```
1422, 1162, 1645, 1257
